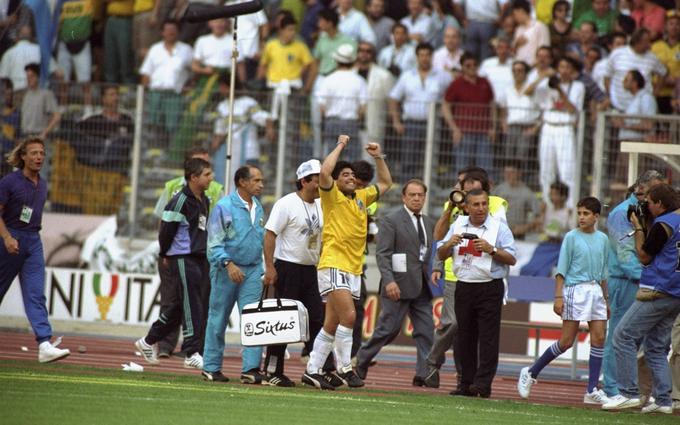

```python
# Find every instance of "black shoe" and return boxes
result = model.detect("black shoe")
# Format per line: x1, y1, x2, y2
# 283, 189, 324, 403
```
412, 376, 426, 387
302, 372, 336, 390
323, 372, 345, 388
355, 365, 367, 380
337, 369, 365, 388
469, 384, 491, 398
423, 368, 440, 388
240, 368, 265, 384
158, 350, 172, 359
202, 370, 230, 382
449, 387, 474, 397
264, 373, 295, 387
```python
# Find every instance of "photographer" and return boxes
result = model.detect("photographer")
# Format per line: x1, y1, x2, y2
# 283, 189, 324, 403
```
604, 183, 680, 414
602, 170, 663, 400
436, 189, 516, 398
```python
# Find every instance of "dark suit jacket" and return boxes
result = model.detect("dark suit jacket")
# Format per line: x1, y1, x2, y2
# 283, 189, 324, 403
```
375, 206, 435, 299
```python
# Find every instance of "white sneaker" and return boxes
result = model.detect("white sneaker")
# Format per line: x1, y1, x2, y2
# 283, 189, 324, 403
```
134, 337, 159, 365
602, 394, 641, 410
517, 367, 536, 399
184, 353, 203, 370
584, 388, 611, 405
641, 403, 673, 414
38, 340, 70, 363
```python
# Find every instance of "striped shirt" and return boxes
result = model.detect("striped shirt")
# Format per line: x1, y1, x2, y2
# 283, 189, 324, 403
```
605, 46, 666, 111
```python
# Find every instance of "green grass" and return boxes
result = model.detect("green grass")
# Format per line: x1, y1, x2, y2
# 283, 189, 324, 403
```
0, 360, 675, 425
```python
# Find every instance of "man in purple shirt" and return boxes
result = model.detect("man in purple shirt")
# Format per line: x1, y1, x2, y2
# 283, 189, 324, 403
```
0, 137, 70, 362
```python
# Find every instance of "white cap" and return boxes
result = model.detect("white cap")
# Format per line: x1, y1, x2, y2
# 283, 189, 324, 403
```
332, 43, 357, 64
296, 159, 321, 180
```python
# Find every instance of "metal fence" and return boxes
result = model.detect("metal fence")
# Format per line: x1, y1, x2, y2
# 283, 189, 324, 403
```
5, 81, 677, 239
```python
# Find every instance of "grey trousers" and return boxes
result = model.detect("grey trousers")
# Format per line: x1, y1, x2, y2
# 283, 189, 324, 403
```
426, 280, 461, 375
356, 287, 434, 378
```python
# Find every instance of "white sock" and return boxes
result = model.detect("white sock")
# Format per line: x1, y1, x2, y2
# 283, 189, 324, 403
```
306, 329, 334, 374
333, 325, 353, 373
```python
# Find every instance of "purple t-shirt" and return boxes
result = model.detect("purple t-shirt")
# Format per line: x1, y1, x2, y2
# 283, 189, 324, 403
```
0, 169, 47, 232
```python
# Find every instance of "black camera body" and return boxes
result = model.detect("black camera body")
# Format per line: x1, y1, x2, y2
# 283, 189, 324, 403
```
548, 75, 561, 89
461, 233, 478, 240
627, 201, 649, 223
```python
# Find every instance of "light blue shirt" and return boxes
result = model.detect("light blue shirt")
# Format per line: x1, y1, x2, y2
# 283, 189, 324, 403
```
607, 194, 642, 281
556, 229, 609, 286
438, 214, 516, 281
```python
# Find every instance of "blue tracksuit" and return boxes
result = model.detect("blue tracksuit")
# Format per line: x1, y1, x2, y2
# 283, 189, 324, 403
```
203, 190, 265, 373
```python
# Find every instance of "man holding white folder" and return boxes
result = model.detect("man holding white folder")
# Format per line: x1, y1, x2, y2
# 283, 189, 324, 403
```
354, 179, 435, 385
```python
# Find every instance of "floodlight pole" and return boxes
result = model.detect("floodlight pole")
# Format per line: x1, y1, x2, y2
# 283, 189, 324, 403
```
224, 17, 239, 193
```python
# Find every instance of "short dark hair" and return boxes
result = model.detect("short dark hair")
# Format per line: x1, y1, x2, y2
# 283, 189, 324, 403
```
630, 28, 649, 46
185, 146, 209, 161
512, 60, 530, 73
295, 174, 314, 191
537, 45, 553, 58
24, 63, 40, 75
0, 77, 13, 90
458, 166, 488, 178
184, 157, 211, 181
580, 20, 597, 33
318, 8, 339, 26
415, 42, 433, 55
331, 161, 354, 180
552, 0, 570, 17
465, 188, 488, 201
617, 14, 636, 36
462, 170, 491, 194
459, 51, 478, 66
234, 164, 259, 188
352, 160, 374, 183
628, 69, 645, 89
100, 83, 118, 98
559, 55, 581, 72
402, 179, 427, 195
162, 19, 181, 31
550, 181, 569, 198
577, 196, 601, 214
648, 184, 680, 211
279, 15, 297, 29
392, 22, 408, 34
511, 0, 531, 14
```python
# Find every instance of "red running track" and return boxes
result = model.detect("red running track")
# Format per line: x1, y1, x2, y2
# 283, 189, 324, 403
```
0, 330, 597, 408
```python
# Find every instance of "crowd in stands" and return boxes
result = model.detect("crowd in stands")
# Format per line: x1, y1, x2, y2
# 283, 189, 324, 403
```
0, 0, 678, 198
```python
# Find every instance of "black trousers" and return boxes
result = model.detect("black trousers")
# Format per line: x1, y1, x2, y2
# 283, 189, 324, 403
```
454, 279, 504, 394
146, 256, 210, 356
157, 258, 180, 354
265, 260, 332, 374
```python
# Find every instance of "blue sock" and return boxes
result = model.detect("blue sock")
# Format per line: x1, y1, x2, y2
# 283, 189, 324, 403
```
588, 346, 604, 393
529, 342, 564, 378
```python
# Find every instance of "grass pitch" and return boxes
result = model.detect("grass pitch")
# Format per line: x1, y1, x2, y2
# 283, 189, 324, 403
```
0, 360, 675, 425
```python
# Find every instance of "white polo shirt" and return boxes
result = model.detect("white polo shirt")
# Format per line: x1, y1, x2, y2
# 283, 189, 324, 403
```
501, 83, 540, 124
400, 12, 434, 43
377, 43, 417, 74
140, 41, 193, 93
193, 32, 241, 68
479, 56, 513, 104
513, 19, 550, 66
389, 68, 453, 121
432, 46, 462, 74
605, 46, 666, 111
619, 90, 657, 141
316, 69, 368, 120
454, 0, 507, 23
338, 8, 377, 45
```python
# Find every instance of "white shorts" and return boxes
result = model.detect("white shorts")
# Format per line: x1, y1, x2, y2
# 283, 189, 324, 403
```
57, 41, 92, 83
317, 268, 361, 301
562, 281, 607, 321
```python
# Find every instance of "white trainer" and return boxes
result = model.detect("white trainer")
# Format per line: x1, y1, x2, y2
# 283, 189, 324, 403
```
517, 367, 536, 399
641, 403, 673, 414
602, 394, 641, 410
134, 337, 159, 365
38, 340, 70, 363
584, 389, 610, 405
184, 353, 203, 370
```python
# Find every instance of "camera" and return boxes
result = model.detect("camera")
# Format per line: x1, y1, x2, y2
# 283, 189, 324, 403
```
461, 233, 478, 240
548, 75, 561, 89
449, 190, 465, 205
627, 201, 649, 223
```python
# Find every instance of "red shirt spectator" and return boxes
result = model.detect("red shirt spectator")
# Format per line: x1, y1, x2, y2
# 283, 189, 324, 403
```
631, 0, 666, 40
444, 73, 494, 133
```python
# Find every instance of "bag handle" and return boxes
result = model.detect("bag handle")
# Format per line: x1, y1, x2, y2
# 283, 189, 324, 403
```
257, 282, 283, 310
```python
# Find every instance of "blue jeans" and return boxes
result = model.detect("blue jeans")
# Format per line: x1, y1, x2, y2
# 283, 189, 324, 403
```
203, 263, 264, 373
455, 133, 492, 178
464, 20, 497, 61
0, 229, 52, 344
602, 276, 639, 396
613, 297, 680, 406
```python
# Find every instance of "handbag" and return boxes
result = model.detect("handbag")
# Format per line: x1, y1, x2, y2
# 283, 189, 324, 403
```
240, 293, 309, 346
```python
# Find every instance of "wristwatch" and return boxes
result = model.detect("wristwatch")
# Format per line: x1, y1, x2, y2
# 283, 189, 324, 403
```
224, 260, 232, 268
490, 247, 498, 256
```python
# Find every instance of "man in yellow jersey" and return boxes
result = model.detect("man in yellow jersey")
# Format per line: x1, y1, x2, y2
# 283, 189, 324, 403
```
423, 167, 507, 389
302, 134, 392, 390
